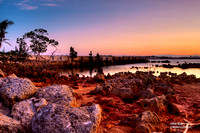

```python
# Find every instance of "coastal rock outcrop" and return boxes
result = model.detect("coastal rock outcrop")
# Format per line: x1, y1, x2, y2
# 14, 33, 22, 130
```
11, 97, 48, 129
155, 83, 174, 94
0, 113, 25, 133
120, 111, 161, 133
135, 111, 161, 133
0, 102, 10, 116
88, 84, 113, 95
88, 85, 104, 95
31, 104, 102, 133
0, 77, 37, 106
140, 88, 156, 99
139, 95, 167, 113
34, 85, 76, 107
111, 87, 134, 99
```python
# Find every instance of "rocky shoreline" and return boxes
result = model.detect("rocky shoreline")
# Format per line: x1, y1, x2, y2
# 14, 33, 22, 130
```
0, 70, 200, 133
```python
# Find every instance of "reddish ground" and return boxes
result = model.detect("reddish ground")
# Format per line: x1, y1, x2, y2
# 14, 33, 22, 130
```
32, 78, 200, 133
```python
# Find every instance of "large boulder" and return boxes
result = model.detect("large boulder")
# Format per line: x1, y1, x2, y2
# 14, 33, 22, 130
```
0, 74, 17, 88
34, 85, 76, 107
0, 101, 10, 116
11, 97, 48, 130
120, 111, 161, 133
111, 87, 134, 99
0, 113, 25, 133
0, 77, 37, 106
30, 104, 102, 133
0, 78, 3, 88
139, 95, 167, 113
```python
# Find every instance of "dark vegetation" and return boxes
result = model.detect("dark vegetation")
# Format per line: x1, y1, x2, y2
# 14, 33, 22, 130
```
0, 19, 14, 48
69, 46, 77, 63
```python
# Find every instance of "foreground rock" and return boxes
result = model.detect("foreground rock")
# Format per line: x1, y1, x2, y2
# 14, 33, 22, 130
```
11, 97, 48, 130
0, 113, 25, 133
139, 95, 167, 113
111, 87, 134, 99
35, 85, 76, 107
0, 102, 10, 116
31, 104, 102, 133
93, 73, 105, 82
135, 111, 161, 133
120, 111, 161, 132
140, 88, 156, 99
0, 77, 37, 106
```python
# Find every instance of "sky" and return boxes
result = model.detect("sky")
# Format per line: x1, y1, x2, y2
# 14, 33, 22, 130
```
1, 0, 200, 56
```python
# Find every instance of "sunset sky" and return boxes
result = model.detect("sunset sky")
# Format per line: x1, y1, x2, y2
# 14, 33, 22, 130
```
1, 0, 200, 56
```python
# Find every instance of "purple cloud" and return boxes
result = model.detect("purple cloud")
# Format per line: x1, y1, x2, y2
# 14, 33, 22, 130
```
41, 3, 59, 6
16, 0, 38, 10
20, 4, 38, 10
16, 0, 63, 10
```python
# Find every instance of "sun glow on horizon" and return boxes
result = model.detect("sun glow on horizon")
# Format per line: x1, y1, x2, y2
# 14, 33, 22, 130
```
1, 0, 200, 56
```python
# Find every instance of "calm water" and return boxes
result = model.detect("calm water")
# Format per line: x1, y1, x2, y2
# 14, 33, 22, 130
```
61, 59, 200, 78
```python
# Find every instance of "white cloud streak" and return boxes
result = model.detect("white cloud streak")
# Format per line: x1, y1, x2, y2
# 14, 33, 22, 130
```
20, 4, 38, 10
41, 3, 59, 6
16, 0, 63, 10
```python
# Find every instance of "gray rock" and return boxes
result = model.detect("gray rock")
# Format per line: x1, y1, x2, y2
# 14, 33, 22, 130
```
0, 74, 17, 88
140, 95, 167, 113
140, 111, 160, 124
0, 77, 37, 106
35, 85, 76, 107
0, 78, 3, 88
11, 97, 48, 129
88, 84, 112, 95
135, 111, 161, 133
111, 87, 134, 99
155, 83, 174, 94
31, 104, 102, 133
88, 85, 104, 95
7, 74, 17, 79
141, 88, 156, 99
0, 113, 25, 133
121, 111, 161, 133
0, 101, 10, 116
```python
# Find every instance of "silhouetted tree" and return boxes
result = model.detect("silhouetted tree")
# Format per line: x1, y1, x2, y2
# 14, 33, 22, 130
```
69, 46, 77, 63
96, 53, 103, 74
23, 28, 58, 60
15, 38, 30, 61
96, 53, 101, 63
89, 51, 93, 64
0, 19, 14, 48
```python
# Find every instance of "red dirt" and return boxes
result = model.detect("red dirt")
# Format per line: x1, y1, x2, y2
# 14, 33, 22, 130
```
32, 77, 200, 133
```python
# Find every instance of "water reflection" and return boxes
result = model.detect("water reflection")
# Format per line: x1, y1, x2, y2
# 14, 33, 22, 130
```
61, 59, 200, 78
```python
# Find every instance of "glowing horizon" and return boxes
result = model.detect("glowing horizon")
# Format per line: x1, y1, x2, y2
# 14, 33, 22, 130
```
1, 0, 200, 56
